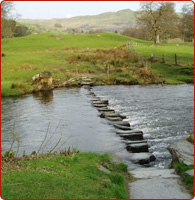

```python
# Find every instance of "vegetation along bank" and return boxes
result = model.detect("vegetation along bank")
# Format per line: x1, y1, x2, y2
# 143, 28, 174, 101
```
1, 33, 194, 97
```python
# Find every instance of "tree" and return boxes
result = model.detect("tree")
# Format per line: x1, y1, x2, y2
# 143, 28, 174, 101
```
137, 1, 179, 44
1, 1, 31, 38
179, 3, 194, 42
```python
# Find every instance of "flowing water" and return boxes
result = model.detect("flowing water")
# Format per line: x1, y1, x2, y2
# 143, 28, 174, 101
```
1, 84, 194, 169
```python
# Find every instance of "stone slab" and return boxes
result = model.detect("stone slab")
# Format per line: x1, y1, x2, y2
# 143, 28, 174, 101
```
131, 168, 179, 179
106, 117, 123, 121
114, 124, 132, 130
129, 178, 191, 199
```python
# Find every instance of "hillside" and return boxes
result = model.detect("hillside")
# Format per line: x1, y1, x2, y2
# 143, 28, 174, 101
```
1, 33, 193, 97
17, 9, 136, 33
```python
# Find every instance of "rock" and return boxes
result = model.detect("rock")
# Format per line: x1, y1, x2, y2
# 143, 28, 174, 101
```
113, 124, 132, 130
97, 108, 115, 112
34, 71, 53, 91
118, 133, 144, 140
100, 112, 126, 119
98, 165, 111, 174
168, 140, 194, 166
88, 92, 96, 96
108, 120, 130, 127
32, 74, 40, 81
106, 117, 123, 121
130, 153, 156, 165
116, 130, 143, 135
131, 168, 179, 179
81, 81, 93, 86
93, 104, 108, 108
91, 97, 101, 101
129, 178, 191, 199
126, 143, 149, 153
91, 100, 109, 105
126, 140, 148, 145
185, 169, 194, 176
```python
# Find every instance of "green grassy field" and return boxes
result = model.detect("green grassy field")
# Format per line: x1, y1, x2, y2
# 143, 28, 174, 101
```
1, 33, 194, 96
1, 152, 130, 199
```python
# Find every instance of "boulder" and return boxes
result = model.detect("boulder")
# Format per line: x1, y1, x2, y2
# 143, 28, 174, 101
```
168, 140, 194, 166
126, 143, 149, 153
113, 124, 131, 130
130, 153, 156, 165
106, 117, 123, 121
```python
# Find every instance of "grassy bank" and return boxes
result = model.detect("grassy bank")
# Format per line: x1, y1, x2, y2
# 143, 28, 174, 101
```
1, 152, 130, 199
1, 33, 194, 97
173, 162, 194, 196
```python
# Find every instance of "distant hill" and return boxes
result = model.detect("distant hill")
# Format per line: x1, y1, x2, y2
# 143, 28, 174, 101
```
17, 9, 137, 33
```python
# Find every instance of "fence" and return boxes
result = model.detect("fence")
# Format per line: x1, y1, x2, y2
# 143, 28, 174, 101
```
126, 40, 194, 67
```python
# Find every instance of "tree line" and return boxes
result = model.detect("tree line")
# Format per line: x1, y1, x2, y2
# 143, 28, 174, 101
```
122, 2, 194, 43
1, 1, 31, 38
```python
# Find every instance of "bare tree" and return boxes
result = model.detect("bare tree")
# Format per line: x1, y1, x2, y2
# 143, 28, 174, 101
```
137, 1, 178, 44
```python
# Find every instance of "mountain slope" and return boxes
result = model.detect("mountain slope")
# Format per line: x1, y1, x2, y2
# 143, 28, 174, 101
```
17, 9, 136, 33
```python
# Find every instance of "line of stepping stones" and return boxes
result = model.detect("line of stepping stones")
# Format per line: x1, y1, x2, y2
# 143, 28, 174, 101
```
81, 77, 156, 165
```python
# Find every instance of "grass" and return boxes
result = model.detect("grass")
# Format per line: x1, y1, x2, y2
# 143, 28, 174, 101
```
1, 32, 194, 97
173, 162, 194, 196
1, 152, 130, 199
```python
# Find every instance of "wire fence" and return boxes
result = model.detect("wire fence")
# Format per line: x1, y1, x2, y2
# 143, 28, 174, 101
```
126, 40, 194, 67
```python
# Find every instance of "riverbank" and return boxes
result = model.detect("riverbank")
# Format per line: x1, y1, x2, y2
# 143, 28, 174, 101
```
1, 33, 194, 97
1, 152, 130, 199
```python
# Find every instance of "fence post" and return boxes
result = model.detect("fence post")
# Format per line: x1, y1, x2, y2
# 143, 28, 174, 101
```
175, 54, 178, 65
162, 54, 165, 63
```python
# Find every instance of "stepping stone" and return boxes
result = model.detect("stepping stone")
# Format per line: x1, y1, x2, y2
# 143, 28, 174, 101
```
91, 100, 109, 105
106, 117, 123, 121
100, 112, 126, 119
108, 120, 130, 127
131, 168, 180, 179
91, 97, 101, 101
118, 133, 144, 140
114, 124, 132, 130
130, 153, 156, 165
93, 104, 108, 108
88, 92, 96, 95
115, 130, 143, 135
126, 140, 147, 145
98, 108, 115, 112
129, 178, 191, 199
126, 143, 149, 153
81, 81, 93, 86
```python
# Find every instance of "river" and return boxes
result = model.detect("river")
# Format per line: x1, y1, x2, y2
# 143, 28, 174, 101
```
1, 84, 194, 169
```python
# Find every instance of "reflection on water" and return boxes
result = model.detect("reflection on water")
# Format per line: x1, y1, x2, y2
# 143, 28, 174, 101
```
33, 90, 54, 103
1, 85, 194, 169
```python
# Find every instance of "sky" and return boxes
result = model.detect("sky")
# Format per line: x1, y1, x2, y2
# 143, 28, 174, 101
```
12, 1, 194, 20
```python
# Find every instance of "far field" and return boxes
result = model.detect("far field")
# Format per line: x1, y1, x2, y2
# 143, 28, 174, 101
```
1, 33, 194, 96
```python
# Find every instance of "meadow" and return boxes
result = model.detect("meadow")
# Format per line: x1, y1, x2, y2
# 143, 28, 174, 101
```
1, 33, 194, 96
